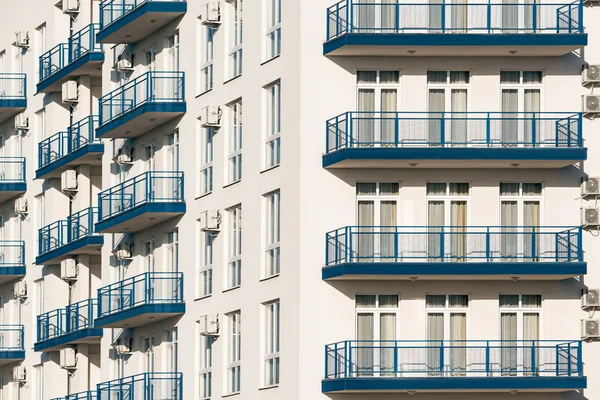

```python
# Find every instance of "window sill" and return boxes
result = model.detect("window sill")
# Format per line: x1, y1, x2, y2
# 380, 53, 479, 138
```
224, 74, 242, 85
260, 164, 280, 174
259, 385, 279, 391
261, 54, 281, 66
222, 392, 240, 398
223, 285, 241, 294
260, 273, 280, 283
195, 294, 212, 301
195, 191, 212, 200
223, 180, 241, 189
195, 88, 213, 99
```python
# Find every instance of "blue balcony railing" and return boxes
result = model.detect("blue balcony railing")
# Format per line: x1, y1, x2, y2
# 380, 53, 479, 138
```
97, 372, 182, 400
325, 340, 583, 379
0, 325, 24, 351
0, 157, 25, 184
36, 299, 99, 343
0, 73, 26, 100
100, 0, 186, 29
97, 171, 184, 223
50, 391, 98, 400
0, 241, 25, 267
326, 1, 583, 40
326, 226, 582, 265
38, 116, 101, 170
98, 71, 185, 127
39, 24, 102, 83
97, 272, 184, 319
326, 112, 583, 153
38, 208, 101, 257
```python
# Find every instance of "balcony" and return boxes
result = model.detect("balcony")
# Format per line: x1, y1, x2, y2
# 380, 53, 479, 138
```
36, 116, 104, 179
0, 157, 26, 201
95, 272, 185, 328
97, 0, 187, 44
36, 208, 104, 265
324, 0, 587, 56
37, 24, 104, 93
51, 391, 97, 400
97, 71, 186, 138
35, 299, 103, 352
324, 112, 585, 169
98, 372, 182, 399
323, 340, 585, 393
0, 325, 24, 365
0, 73, 26, 123
96, 171, 185, 233
0, 241, 25, 284
324, 226, 585, 280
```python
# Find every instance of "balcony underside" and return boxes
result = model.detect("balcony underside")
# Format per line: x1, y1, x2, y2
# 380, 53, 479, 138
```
34, 328, 103, 352
322, 376, 587, 393
36, 236, 104, 265
0, 183, 26, 203
323, 262, 587, 281
0, 351, 25, 366
96, 202, 186, 233
0, 267, 26, 286
94, 303, 185, 328
36, 143, 104, 179
0, 100, 26, 123
36, 52, 105, 94
323, 33, 588, 56
96, 102, 186, 139
97, 2, 187, 44
323, 148, 587, 169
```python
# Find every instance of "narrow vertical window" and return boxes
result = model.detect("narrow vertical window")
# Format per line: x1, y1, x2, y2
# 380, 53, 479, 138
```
166, 328, 178, 372
228, 0, 243, 79
34, 364, 43, 400
264, 191, 280, 277
263, 300, 280, 386
200, 21, 214, 94
200, 128, 214, 195
199, 333, 214, 399
265, 82, 281, 169
227, 206, 242, 289
265, 0, 281, 60
199, 231, 213, 297
228, 101, 243, 184
226, 311, 242, 394
166, 230, 179, 272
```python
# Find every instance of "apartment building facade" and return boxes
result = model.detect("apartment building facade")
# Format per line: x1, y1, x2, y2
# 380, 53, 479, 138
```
0, 0, 594, 399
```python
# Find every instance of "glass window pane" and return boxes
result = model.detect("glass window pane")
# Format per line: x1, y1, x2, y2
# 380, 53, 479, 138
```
427, 71, 447, 84
379, 183, 399, 196
500, 183, 519, 196
449, 295, 468, 308
379, 71, 400, 84
356, 295, 377, 308
357, 183, 377, 195
523, 71, 542, 84
450, 71, 470, 84
500, 71, 520, 84
522, 183, 542, 196
449, 183, 469, 196
357, 71, 377, 84
499, 295, 519, 307
427, 183, 447, 196
426, 295, 447, 308
522, 295, 542, 308
378, 295, 398, 308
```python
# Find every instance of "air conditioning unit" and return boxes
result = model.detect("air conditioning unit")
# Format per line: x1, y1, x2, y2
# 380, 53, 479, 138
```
60, 348, 77, 370
116, 58, 134, 72
14, 113, 28, 131
115, 337, 133, 354
61, 259, 79, 281
583, 288, 600, 308
12, 366, 26, 382
582, 207, 600, 227
583, 95, 600, 116
14, 198, 27, 214
61, 170, 78, 192
116, 153, 133, 164
583, 65, 600, 85
199, 314, 220, 336
199, 2, 221, 25
115, 248, 132, 260
62, 80, 79, 103
582, 319, 600, 339
199, 210, 221, 232
582, 177, 600, 196
15, 31, 29, 48
200, 105, 222, 128
13, 281, 26, 298
62, 0, 80, 13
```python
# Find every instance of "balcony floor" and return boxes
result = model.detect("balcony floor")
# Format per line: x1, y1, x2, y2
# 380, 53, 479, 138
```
96, 102, 186, 139
36, 235, 104, 265
96, 202, 186, 233
35, 143, 104, 179
323, 33, 588, 56
0, 100, 26, 123
34, 328, 103, 352
94, 303, 185, 328
36, 52, 104, 94
322, 376, 587, 393
323, 148, 587, 169
97, 1, 187, 44
0, 351, 25, 366
323, 261, 587, 281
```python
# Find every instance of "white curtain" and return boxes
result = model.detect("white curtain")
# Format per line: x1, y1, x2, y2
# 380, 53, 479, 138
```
501, 201, 518, 259
451, 0, 467, 32
380, 201, 397, 260
502, 0, 518, 32
358, 89, 375, 146
429, 89, 445, 144
502, 89, 518, 145
381, 89, 397, 145
357, 313, 374, 375
429, 0, 443, 30
523, 313, 539, 375
523, 201, 540, 261
381, 0, 396, 31
380, 313, 396, 375
356, 0, 376, 31
524, 89, 540, 145
450, 201, 467, 260
428, 201, 445, 260
451, 89, 467, 145
450, 313, 466, 375
427, 313, 444, 374
501, 313, 518, 375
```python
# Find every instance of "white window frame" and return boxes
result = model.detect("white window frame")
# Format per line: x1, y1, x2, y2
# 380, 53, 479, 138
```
263, 300, 280, 387
227, 101, 243, 184
34, 364, 43, 400
166, 230, 179, 273
199, 127, 214, 196
264, 0, 281, 61
226, 205, 242, 289
356, 71, 401, 111
166, 130, 180, 171
198, 333, 214, 399
426, 71, 471, 112
198, 230, 214, 298
199, 21, 214, 94
228, 0, 243, 79
226, 311, 242, 394
426, 182, 470, 227
355, 182, 400, 225
143, 239, 155, 272
264, 81, 281, 169
425, 294, 470, 341
264, 191, 280, 278
165, 328, 178, 372
499, 71, 544, 113
143, 336, 155, 373
499, 182, 543, 227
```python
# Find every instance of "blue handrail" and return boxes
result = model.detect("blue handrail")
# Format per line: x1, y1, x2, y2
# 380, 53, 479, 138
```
38, 207, 101, 257
50, 391, 98, 400
0, 157, 25, 183
326, 226, 582, 265
325, 340, 583, 378
326, 0, 584, 40
0, 325, 24, 350
39, 24, 102, 82
0, 73, 26, 99
36, 299, 99, 343
97, 171, 184, 222
97, 372, 182, 399
38, 116, 100, 170
326, 112, 583, 153
98, 70, 185, 126
99, 0, 186, 29
97, 272, 184, 318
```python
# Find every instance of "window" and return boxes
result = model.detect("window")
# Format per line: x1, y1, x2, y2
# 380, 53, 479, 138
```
355, 295, 399, 376
265, 82, 281, 169
356, 183, 399, 259
143, 336, 155, 372
34, 364, 43, 400
500, 183, 542, 260
499, 294, 541, 375
199, 231, 213, 297
228, 101, 243, 184
226, 311, 242, 394
356, 71, 399, 145
263, 300, 280, 386
166, 328, 178, 372
426, 295, 469, 375
35, 194, 45, 259
199, 21, 214, 94
265, 0, 281, 60
426, 183, 469, 259
227, 205, 242, 289
167, 131, 179, 171
143, 240, 155, 272
166, 230, 179, 272
264, 191, 280, 278
199, 334, 214, 399
35, 23, 46, 78
228, 0, 243, 79
199, 128, 214, 195
427, 71, 469, 144
500, 71, 542, 145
